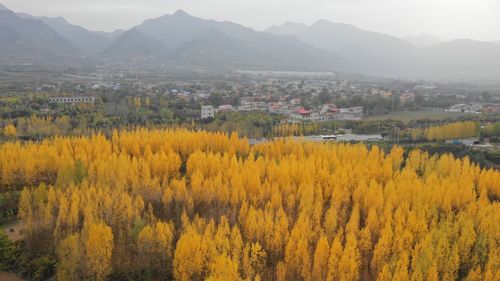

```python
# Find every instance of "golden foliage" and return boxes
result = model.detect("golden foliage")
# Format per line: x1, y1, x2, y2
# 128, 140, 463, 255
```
1, 128, 498, 280
411, 121, 479, 141
3, 124, 17, 137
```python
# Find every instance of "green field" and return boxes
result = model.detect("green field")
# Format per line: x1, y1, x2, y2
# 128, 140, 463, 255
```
365, 110, 473, 122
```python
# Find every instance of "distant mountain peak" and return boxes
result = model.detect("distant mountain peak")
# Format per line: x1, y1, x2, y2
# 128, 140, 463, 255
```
266, 21, 308, 35
0, 8, 80, 60
312, 19, 356, 29
0, 3, 10, 11
282, 21, 307, 27
173, 9, 190, 17
313, 19, 330, 25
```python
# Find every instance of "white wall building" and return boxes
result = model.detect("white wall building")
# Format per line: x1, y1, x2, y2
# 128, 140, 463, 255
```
48, 96, 95, 104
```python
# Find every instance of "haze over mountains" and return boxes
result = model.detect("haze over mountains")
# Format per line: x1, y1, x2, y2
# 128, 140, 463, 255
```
267, 21, 500, 80
0, 2, 499, 81
402, 34, 442, 47
0, 5, 78, 60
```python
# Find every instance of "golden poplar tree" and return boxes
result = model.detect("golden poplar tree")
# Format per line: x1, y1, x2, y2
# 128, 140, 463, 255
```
85, 222, 114, 281
56, 234, 81, 281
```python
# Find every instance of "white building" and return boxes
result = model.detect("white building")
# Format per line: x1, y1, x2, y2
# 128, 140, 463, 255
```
217, 105, 233, 112
48, 96, 95, 104
445, 104, 482, 114
201, 105, 215, 119
337, 107, 363, 120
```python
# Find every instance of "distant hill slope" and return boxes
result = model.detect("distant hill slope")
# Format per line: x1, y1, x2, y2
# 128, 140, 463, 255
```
268, 20, 500, 80
169, 27, 266, 68
0, 8, 79, 60
35, 16, 110, 56
16, 12, 111, 56
267, 20, 419, 76
130, 10, 347, 70
103, 29, 168, 59
0, 2, 499, 81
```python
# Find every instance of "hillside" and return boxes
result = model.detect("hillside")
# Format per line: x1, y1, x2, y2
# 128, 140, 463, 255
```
103, 28, 168, 59
128, 10, 347, 70
268, 20, 418, 76
0, 8, 79, 61
36, 16, 110, 56
268, 20, 500, 80
0, 3, 498, 80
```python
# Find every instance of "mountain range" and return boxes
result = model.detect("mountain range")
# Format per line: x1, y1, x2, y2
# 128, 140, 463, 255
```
267, 21, 500, 80
0, 6, 78, 60
0, 2, 499, 81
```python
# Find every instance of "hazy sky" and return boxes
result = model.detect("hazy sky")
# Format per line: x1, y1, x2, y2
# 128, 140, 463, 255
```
3, 0, 499, 41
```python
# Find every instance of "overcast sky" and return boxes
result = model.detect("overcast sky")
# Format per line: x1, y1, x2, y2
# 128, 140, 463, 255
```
2, 0, 499, 41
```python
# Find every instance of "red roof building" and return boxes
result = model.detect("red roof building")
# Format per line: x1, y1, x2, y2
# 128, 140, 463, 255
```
297, 108, 313, 115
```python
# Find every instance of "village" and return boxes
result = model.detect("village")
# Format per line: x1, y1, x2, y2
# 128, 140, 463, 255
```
201, 102, 364, 122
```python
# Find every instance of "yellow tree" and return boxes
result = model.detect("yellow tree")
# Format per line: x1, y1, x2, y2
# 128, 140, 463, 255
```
3, 124, 16, 137
339, 234, 360, 280
377, 264, 392, 281
242, 242, 267, 280
371, 223, 393, 276
137, 221, 175, 275
392, 252, 409, 281
85, 222, 114, 281
312, 234, 330, 281
326, 237, 343, 281
173, 227, 206, 281
56, 233, 81, 281
18, 188, 34, 238
206, 254, 242, 281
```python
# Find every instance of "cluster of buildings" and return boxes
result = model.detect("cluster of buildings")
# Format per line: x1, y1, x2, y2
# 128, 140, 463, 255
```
200, 102, 363, 122
445, 104, 483, 114
290, 105, 363, 122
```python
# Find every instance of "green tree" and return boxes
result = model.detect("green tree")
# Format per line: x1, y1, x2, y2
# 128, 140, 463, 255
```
0, 230, 17, 271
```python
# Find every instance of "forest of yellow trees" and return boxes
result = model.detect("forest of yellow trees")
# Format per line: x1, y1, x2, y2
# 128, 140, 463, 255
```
0, 129, 499, 281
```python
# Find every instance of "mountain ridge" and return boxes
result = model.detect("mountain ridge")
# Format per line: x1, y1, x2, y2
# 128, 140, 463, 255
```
35, 16, 110, 56
103, 28, 168, 59
0, 8, 80, 61
0, 5, 499, 80
267, 20, 500, 79
116, 9, 348, 70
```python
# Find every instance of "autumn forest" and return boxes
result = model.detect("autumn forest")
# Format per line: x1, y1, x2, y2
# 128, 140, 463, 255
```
0, 129, 499, 281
